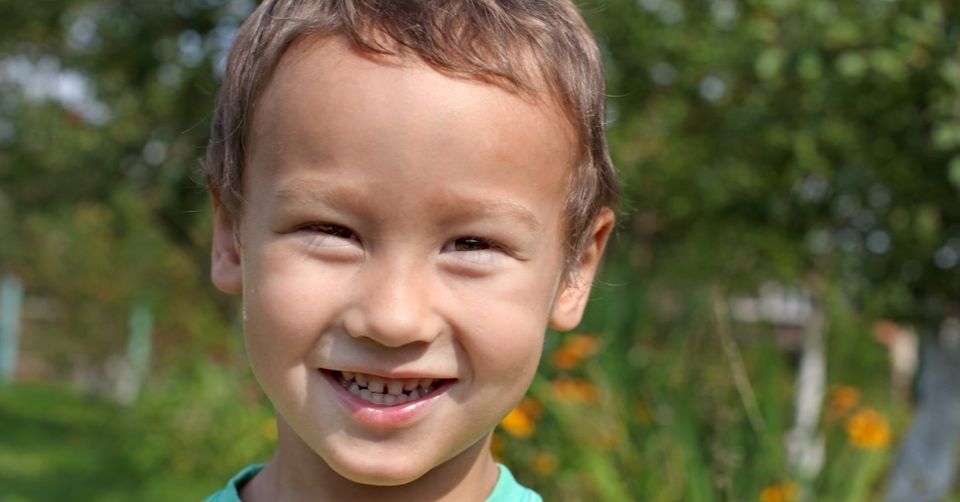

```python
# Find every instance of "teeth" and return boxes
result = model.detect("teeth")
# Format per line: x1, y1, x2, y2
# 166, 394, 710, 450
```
368, 378, 385, 393
387, 381, 404, 395
335, 370, 443, 406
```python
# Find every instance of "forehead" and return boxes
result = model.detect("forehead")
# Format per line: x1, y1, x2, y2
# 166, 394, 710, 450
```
244, 37, 576, 227
249, 36, 576, 166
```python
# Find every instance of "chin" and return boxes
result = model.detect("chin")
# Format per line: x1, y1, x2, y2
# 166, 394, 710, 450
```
324, 447, 435, 486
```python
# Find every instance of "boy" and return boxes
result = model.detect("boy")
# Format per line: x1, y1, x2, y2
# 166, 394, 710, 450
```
204, 0, 620, 500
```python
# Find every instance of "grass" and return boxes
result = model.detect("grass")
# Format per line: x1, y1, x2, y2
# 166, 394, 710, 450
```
0, 382, 218, 501
0, 383, 133, 500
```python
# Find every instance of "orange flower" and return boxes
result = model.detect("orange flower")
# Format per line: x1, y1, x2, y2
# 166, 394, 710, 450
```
759, 483, 797, 502
551, 349, 581, 371
551, 377, 599, 404
532, 452, 558, 476
829, 386, 861, 418
500, 406, 537, 439
551, 334, 599, 370
517, 397, 544, 420
846, 408, 892, 450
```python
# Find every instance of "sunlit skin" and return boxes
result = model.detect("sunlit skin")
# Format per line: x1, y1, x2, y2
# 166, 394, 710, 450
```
211, 36, 613, 501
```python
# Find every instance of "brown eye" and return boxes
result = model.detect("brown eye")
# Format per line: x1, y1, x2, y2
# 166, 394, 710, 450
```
451, 237, 494, 252
300, 223, 357, 241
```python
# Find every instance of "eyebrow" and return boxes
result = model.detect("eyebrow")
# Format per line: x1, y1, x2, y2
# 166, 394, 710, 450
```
275, 183, 347, 207
450, 197, 543, 233
273, 182, 543, 232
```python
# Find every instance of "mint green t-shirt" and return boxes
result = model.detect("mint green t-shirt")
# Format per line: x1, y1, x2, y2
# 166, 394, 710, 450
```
204, 463, 542, 501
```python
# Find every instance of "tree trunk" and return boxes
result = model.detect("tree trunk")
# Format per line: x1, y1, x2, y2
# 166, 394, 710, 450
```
0, 275, 24, 384
887, 318, 960, 502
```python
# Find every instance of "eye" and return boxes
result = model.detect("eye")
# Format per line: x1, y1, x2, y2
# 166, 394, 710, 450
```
443, 236, 513, 261
449, 236, 496, 252
441, 236, 512, 271
296, 222, 359, 243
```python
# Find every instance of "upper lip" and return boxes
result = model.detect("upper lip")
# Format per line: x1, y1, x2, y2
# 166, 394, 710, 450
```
321, 367, 457, 381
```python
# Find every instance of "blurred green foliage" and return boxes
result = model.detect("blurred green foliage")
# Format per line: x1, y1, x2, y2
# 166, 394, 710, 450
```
592, 0, 960, 322
1, 0, 958, 500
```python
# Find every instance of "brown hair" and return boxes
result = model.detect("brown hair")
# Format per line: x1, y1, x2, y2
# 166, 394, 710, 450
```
205, 0, 620, 267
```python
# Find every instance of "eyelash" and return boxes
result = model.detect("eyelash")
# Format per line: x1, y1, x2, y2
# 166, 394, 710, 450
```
447, 236, 500, 253
294, 223, 506, 256
296, 222, 358, 241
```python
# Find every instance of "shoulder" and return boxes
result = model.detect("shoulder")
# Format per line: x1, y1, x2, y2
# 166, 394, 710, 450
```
203, 464, 265, 502
487, 464, 543, 502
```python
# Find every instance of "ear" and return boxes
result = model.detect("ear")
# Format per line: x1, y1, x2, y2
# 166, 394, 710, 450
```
549, 207, 615, 332
211, 205, 243, 295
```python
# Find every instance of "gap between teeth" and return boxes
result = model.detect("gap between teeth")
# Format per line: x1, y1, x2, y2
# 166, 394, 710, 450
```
336, 371, 439, 406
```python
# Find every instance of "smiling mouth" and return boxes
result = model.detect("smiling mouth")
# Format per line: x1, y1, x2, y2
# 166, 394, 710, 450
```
329, 370, 450, 406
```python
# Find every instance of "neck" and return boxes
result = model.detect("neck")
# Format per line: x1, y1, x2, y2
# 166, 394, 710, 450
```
241, 419, 500, 502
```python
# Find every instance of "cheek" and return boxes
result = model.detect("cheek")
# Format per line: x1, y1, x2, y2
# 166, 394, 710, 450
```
482, 331, 544, 397
454, 269, 557, 387
242, 247, 340, 365
453, 297, 547, 441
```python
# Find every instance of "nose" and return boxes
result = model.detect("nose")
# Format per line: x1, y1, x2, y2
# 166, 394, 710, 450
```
343, 256, 444, 348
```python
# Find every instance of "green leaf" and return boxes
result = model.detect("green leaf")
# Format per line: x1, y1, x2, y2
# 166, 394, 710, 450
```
756, 47, 786, 82
836, 52, 868, 79
949, 157, 960, 193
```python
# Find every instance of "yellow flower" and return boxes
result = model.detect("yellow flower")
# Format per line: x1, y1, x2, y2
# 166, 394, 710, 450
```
829, 386, 861, 419
551, 334, 599, 370
551, 377, 599, 404
500, 406, 537, 439
759, 482, 797, 502
846, 408, 892, 450
261, 418, 278, 441
532, 452, 558, 476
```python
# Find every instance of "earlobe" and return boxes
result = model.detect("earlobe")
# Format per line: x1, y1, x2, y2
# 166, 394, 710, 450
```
549, 207, 615, 332
211, 206, 243, 295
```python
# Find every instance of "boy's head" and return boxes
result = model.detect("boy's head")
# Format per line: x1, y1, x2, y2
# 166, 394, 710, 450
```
205, 0, 620, 496
206, 0, 619, 270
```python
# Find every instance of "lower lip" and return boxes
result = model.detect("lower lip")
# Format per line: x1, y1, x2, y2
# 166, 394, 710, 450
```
320, 370, 453, 429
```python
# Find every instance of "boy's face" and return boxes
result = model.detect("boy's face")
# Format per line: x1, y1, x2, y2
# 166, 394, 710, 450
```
211, 37, 612, 489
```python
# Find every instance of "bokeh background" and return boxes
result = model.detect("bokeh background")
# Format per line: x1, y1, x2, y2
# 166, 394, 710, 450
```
2, 0, 959, 500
